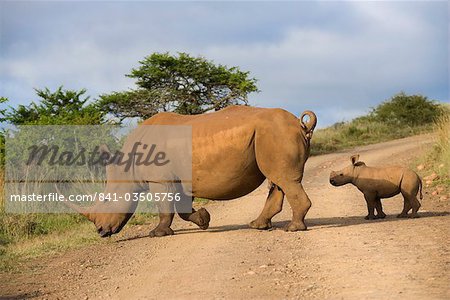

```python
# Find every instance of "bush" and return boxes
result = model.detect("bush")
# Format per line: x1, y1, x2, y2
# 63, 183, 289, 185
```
370, 92, 441, 126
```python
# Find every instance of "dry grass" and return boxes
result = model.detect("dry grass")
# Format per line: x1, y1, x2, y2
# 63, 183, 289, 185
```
429, 110, 450, 184
0, 222, 100, 271
415, 107, 450, 190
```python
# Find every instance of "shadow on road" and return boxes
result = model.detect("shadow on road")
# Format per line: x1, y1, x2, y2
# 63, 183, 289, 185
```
0, 291, 43, 299
294, 210, 450, 230
117, 211, 449, 242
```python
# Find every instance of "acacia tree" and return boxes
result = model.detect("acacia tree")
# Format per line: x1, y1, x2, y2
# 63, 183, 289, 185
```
98, 52, 259, 121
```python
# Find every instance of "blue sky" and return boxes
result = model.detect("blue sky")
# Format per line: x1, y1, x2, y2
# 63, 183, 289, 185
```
0, 1, 448, 127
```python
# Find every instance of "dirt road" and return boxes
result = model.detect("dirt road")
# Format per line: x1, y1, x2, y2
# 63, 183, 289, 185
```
2, 135, 449, 299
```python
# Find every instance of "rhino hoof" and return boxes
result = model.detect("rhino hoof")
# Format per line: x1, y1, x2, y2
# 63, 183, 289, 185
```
364, 215, 376, 220
397, 213, 408, 218
149, 227, 174, 238
196, 208, 210, 230
284, 221, 307, 232
249, 219, 272, 230
376, 214, 386, 219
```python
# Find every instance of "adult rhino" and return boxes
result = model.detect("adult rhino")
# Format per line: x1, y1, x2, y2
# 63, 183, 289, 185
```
64, 106, 317, 237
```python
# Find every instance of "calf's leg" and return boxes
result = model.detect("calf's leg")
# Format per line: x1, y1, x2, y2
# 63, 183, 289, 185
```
249, 183, 284, 229
364, 194, 377, 220
409, 196, 421, 218
374, 198, 386, 219
401, 189, 421, 218
397, 197, 411, 218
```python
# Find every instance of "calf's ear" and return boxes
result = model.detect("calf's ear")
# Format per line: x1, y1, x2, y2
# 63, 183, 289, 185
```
350, 154, 360, 165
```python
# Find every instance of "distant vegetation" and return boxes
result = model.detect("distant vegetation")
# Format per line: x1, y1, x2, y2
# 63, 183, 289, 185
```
311, 92, 443, 155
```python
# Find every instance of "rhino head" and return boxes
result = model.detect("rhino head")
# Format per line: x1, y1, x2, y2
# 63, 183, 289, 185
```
329, 154, 366, 186
60, 145, 140, 238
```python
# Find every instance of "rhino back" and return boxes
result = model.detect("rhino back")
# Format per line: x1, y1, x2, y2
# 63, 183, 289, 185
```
355, 166, 405, 197
137, 106, 304, 199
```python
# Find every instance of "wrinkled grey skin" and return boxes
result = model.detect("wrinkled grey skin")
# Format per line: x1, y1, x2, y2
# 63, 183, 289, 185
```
329, 154, 423, 219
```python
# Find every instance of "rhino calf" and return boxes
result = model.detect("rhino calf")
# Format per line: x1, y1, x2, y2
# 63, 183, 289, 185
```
329, 154, 423, 219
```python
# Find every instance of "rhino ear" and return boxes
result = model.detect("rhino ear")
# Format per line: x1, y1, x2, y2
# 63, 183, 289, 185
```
99, 144, 111, 155
350, 154, 360, 165
98, 144, 112, 165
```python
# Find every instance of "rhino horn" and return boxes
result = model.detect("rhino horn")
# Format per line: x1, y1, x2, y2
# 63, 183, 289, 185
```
54, 185, 93, 221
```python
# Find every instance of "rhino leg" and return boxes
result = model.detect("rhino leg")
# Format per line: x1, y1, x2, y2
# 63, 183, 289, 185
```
364, 194, 377, 220
397, 197, 411, 218
280, 182, 311, 231
252, 130, 311, 231
374, 198, 386, 219
409, 198, 421, 218
149, 213, 175, 237
404, 193, 421, 218
149, 195, 175, 237
249, 183, 284, 230
178, 207, 211, 230
400, 173, 421, 218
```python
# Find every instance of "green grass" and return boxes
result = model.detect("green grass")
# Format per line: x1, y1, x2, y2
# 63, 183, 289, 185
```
0, 200, 209, 271
0, 219, 100, 271
0, 212, 98, 271
0, 213, 86, 245
194, 197, 209, 205
128, 213, 156, 225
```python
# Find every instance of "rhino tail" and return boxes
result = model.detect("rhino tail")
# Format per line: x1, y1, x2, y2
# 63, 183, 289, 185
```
300, 110, 317, 139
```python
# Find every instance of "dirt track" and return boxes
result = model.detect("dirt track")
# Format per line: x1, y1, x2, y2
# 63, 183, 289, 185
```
2, 135, 449, 299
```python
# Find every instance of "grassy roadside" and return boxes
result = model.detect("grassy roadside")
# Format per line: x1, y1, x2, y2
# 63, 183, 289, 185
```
415, 110, 450, 195
311, 119, 433, 155
0, 201, 205, 271
0, 212, 158, 272
310, 92, 442, 155
0, 222, 99, 271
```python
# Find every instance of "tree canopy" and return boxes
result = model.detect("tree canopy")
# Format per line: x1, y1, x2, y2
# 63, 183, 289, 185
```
98, 52, 259, 120
5, 87, 106, 125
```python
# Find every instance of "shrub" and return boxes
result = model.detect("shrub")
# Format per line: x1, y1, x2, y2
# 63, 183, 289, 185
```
370, 92, 441, 126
